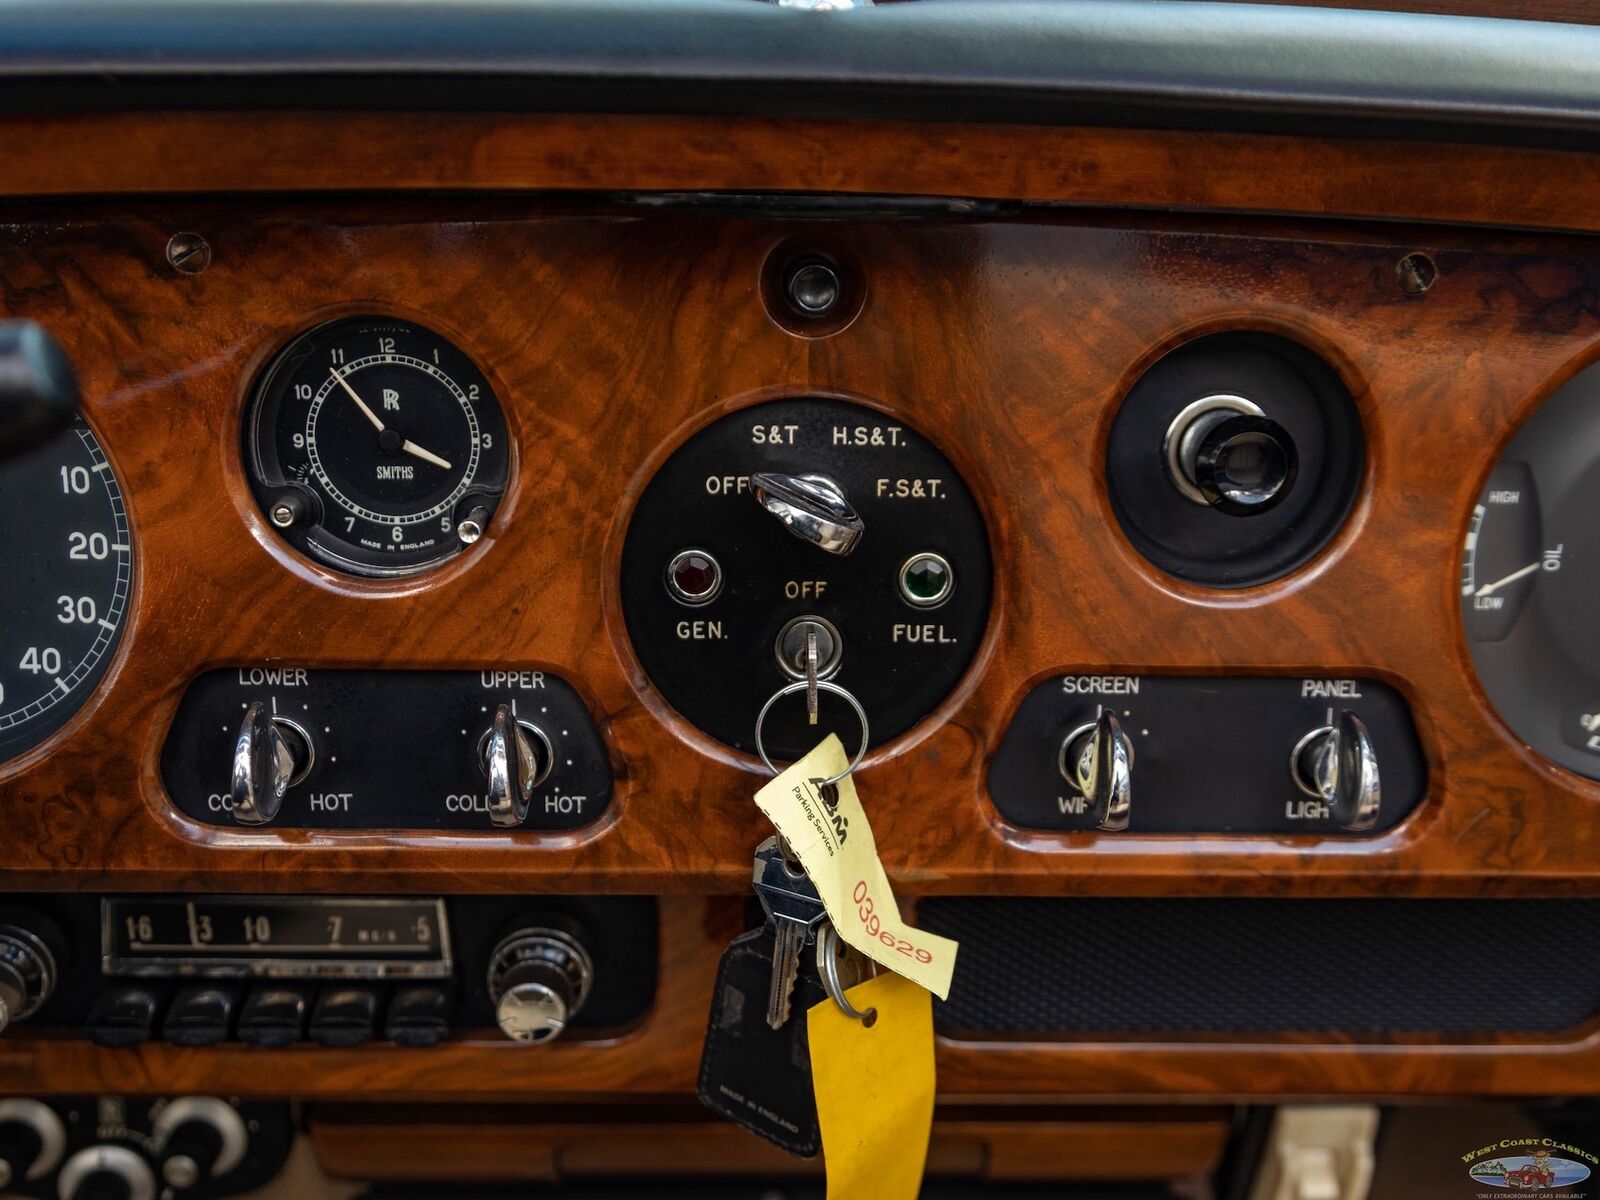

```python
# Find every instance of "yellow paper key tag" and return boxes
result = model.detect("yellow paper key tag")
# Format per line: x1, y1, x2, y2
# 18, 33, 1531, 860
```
754, 734, 958, 998
808, 973, 936, 1200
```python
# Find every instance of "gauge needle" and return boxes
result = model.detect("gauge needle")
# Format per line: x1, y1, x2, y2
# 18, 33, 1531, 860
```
1475, 560, 1542, 597
401, 440, 453, 471
330, 368, 386, 433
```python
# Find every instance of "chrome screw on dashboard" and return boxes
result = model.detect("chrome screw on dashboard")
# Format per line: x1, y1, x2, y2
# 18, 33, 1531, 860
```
1058, 711, 1134, 832
1292, 709, 1381, 832
478, 703, 552, 828
1164, 394, 1298, 517
229, 701, 314, 826
751, 471, 865, 555
487, 927, 594, 1044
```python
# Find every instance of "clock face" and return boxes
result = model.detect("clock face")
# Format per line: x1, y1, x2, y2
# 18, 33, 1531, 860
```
244, 316, 511, 577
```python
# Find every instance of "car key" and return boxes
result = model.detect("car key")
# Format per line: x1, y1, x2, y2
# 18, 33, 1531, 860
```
753, 834, 828, 1030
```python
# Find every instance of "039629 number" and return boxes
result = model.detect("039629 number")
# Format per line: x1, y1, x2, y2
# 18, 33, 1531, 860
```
852, 879, 934, 964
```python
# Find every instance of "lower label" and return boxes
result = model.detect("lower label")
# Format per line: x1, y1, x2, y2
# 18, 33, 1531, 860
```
988, 674, 1425, 834
161, 669, 612, 831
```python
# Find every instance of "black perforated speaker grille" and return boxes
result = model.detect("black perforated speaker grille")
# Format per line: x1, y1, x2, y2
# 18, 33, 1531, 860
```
917, 898, 1600, 1036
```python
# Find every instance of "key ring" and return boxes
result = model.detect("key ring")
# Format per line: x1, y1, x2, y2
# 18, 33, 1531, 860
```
753, 679, 870, 786
817, 921, 877, 1026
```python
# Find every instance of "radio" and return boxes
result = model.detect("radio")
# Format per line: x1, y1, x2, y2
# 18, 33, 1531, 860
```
0, 895, 656, 1049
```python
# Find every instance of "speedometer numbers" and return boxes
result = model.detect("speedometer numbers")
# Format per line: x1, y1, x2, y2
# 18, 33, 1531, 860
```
244, 317, 511, 577
0, 419, 133, 766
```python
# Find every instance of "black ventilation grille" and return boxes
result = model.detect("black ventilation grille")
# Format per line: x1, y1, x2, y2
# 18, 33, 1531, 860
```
918, 898, 1600, 1037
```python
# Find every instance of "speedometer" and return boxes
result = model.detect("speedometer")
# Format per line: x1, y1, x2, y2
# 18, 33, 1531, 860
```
1462, 362, 1600, 780
0, 418, 133, 765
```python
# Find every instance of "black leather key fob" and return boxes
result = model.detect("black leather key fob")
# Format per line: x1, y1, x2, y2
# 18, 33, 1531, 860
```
697, 923, 824, 1157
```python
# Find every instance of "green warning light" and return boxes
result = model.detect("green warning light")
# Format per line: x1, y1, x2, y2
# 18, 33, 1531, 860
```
899, 552, 954, 608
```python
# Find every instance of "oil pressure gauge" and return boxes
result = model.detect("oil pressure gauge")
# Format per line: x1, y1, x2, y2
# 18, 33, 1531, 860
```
1462, 366, 1599, 780
244, 316, 511, 577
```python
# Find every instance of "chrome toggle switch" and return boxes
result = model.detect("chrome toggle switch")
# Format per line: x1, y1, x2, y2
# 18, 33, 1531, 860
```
751, 471, 865, 555
478, 703, 551, 829
1293, 709, 1382, 831
229, 701, 313, 826
1058, 710, 1134, 832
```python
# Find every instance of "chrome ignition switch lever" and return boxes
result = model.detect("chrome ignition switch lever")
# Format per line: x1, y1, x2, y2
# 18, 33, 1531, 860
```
751, 472, 865, 556
1058, 710, 1134, 832
229, 701, 312, 826
481, 703, 546, 829
1293, 708, 1382, 832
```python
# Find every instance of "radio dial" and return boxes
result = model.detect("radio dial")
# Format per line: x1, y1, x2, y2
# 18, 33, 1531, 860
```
0, 924, 56, 1035
487, 927, 593, 1045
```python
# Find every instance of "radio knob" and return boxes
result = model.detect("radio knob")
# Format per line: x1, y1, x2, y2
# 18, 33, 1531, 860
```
1292, 708, 1382, 831
487, 927, 594, 1045
151, 1096, 248, 1190
0, 1099, 67, 1191
0, 924, 56, 1035
229, 701, 313, 826
56, 1145, 156, 1200
1058, 711, 1134, 832
478, 704, 551, 829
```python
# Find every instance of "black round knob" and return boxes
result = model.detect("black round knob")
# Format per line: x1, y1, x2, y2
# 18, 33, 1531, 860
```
784, 259, 841, 317
1192, 414, 1298, 516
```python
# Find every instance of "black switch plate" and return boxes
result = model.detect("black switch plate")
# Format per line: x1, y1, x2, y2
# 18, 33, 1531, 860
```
988, 674, 1426, 834
161, 668, 612, 831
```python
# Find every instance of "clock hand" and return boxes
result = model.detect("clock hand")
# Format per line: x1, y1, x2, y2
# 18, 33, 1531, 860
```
330, 368, 386, 433
400, 439, 453, 471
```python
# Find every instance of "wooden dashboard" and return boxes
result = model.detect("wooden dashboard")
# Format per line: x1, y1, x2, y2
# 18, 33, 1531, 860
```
4, 110, 1600, 1111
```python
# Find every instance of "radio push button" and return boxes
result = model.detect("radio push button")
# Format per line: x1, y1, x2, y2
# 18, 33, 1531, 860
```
162, 986, 237, 1047
86, 984, 166, 1047
385, 985, 452, 1047
309, 986, 379, 1047
236, 986, 309, 1047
